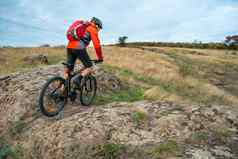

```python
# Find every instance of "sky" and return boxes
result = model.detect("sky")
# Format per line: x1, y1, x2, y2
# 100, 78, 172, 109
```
0, 0, 238, 46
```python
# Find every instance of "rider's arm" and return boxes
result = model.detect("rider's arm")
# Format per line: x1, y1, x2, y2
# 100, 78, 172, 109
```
90, 29, 103, 60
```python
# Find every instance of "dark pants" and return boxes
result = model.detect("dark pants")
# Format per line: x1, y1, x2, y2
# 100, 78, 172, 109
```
66, 48, 93, 71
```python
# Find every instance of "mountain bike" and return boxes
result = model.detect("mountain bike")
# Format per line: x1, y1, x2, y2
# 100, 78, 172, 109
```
38, 60, 101, 117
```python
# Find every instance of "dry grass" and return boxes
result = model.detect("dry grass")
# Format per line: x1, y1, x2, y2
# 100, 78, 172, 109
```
99, 46, 238, 105
0, 47, 66, 75
1, 46, 238, 106
101, 46, 179, 82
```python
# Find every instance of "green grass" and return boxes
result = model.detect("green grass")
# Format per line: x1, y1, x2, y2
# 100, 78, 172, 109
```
186, 129, 235, 145
212, 128, 235, 143
8, 120, 27, 138
116, 68, 210, 104
102, 64, 234, 105
148, 140, 181, 159
102, 64, 160, 85
166, 52, 198, 77
94, 87, 145, 105
118, 69, 132, 77
0, 138, 23, 159
186, 131, 210, 145
178, 61, 194, 77
65, 142, 124, 159
0, 144, 14, 159
131, 111, 147, 126
13, 145, 24, 159
47, 55, 65, 65
101, 143, 124, 159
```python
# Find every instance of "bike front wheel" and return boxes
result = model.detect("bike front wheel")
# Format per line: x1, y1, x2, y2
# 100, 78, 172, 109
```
79, 75, 97, 106
39, 76, 67, 117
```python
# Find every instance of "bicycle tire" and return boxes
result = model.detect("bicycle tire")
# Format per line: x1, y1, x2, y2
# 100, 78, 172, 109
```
39, 76, 67, 117
79, 75, 97, 106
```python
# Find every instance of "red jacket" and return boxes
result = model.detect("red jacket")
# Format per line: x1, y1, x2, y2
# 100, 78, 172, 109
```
67, 22, 103, 60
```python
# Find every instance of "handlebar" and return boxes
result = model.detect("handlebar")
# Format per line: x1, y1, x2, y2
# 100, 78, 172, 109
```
90, 59, 103, 64
62, 62, 73, 68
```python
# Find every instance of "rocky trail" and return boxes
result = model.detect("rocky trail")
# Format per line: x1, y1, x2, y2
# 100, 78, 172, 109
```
0, 64, 120, 129
0, 65, 238, 159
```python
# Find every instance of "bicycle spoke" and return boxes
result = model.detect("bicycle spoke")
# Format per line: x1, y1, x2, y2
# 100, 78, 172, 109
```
80, 76, 97, 106
39, 76, 66, 117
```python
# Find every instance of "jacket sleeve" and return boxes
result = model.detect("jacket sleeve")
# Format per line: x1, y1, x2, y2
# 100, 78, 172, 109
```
90, 29, 103, 60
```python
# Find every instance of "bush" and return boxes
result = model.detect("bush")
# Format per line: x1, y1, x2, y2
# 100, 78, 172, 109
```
40, 44, 50, 47
118, 36, 128, 47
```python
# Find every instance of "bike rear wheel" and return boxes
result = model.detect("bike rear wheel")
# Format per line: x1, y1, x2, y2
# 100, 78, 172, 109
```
39, 76, 67, 117
79, 75, 97, 106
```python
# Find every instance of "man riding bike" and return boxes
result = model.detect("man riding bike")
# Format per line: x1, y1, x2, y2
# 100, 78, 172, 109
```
39, 17, 103, 114
65, 17, 103, 84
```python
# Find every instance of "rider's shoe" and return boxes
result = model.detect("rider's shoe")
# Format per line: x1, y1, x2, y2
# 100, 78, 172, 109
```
69, 91, 77, 102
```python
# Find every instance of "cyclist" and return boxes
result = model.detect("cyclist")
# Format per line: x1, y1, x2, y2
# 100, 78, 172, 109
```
65, 17, 104, 81
60, 17, 104, 100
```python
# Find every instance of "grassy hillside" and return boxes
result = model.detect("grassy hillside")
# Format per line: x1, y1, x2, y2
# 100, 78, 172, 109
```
0, 47, 66, 74
1, 46, 238, 106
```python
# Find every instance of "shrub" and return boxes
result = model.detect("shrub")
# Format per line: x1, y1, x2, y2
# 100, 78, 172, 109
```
39, 44, 50, 47
131, 110, 147, 126
118, 36, 128, 47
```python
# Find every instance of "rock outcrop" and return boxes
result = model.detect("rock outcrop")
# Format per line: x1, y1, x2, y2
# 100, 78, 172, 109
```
0, 65, 238, 159
0, 64, 121, 133
23, 54, 49, 65
18, 101, 237, 159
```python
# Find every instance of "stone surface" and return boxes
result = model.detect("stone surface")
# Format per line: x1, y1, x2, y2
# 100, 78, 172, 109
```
0, 65, 238, 159
0, 65, 121, 133
185, 146, 235, 159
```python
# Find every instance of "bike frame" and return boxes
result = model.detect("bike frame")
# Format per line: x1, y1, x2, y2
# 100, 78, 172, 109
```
66, 74, 72, 98
63, 60, 100, 100
65, 72, 78, 99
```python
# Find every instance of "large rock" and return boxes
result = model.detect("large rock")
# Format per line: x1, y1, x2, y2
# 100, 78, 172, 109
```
15, 101, 237, 159
0, 65, 121, 133
23, 54, 49, 65
0, 65, 238, 159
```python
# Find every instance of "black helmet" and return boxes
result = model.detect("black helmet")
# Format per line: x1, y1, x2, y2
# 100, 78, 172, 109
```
91, 17, 103, 29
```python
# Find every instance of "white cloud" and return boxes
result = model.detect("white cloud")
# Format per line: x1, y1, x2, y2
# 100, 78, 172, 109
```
167, 5, 238, 42
0, 0, 237, 46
